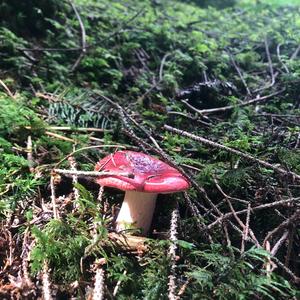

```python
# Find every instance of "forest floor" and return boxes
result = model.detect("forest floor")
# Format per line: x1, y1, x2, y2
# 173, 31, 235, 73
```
0, 0, 300, 299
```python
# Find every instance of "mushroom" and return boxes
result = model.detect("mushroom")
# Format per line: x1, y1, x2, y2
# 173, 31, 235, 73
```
95, 151, 190, 235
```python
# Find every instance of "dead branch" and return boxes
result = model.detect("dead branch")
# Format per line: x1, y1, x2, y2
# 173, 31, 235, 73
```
50, 174, 59, 219
263, 210, 300, 246
164, 125, 300, 181
68, 0, 87, 72
181, 89, 284, 115
229, 52, 251, 96
270, 230, 289, 256
0, 79, 16, 99
53, 168, 134, 178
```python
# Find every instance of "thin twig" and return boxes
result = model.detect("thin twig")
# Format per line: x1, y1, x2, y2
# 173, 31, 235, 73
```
272, 256, 300, 284
276, 43, 289, 73
253, 37, 278, 93
241, 203, 251, 253
27, 135, 34, 173
225, 198, 260, 247
68, 0, 87, 71
50, 174, 59, 219
207, 197, 299, 230
93, 265, 105, 300
290, 44, 300, 60
164, 125, 300, 181
0, 79, 16, 99
263, 211, 300, 246
54, 144, 128, 168
42, 261, 53, 300
229, 52, 251, 96
159, 53, 171, 82
168, 206, 179, 300
45, 131, 75, 142
113, 270, 127, 297
177, 279, 190, 298
271, 230, 289, 256
26, 126, 109, 133
181, 89, 284, 115
285, 226, 295, 267
53, 168, 133, 178
68, 156, 80, 203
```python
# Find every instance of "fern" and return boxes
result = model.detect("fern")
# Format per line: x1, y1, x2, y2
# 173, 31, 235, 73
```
47, 89, 111, 128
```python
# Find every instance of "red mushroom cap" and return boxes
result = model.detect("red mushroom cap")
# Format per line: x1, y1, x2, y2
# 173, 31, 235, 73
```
95, 151, 190, 193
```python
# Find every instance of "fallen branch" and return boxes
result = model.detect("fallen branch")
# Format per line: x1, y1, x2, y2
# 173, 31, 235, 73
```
53, 169, 134, 178
207, 198, 300, 230
164, 125, 300, 181
68, 0, 87, 71
0, 79, 16, 99
25, 126, 109, 133
108, 233, 148, 252
181, 89, 284, 115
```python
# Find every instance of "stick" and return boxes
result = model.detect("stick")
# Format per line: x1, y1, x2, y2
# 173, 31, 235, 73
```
27, 135, 34, 173
181, 89, 284, 115
207, 197, 299, 229
50, 174, 59, 219
168, 207, 179, 300
54, 144, 128, 168
45, 131, 75, 142
164, 125, 300, 181
0, 79, 16, 99
53, 169, 133, 178
68, 0, 87, 71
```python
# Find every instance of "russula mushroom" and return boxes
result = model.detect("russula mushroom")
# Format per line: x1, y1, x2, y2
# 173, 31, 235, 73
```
95, 151, 190, 235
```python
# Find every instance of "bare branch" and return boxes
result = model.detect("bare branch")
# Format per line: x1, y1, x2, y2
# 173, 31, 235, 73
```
164, 125, 300, 181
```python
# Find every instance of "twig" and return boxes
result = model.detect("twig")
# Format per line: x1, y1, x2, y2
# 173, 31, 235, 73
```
54, 144, 128, 168
241, 203, 251, 253
263, 211, 300, 246
270, 230, 289, 256
164, 125, 300, 181
272, 256, 300, 284
27, 135, 34, 173
21, 230, 34, 287
0, 79, 16, 99
45, 131, 75, 142
68, 156, 80, 203
225, 198, 260, 247
264, 36, 275, 86
113, 270, 127, 297
68, 0, 87, 72
42, 261, 53, 300
207, 197, 299, 229
264, 241, 273, 276
253, 37, 278, 93
229, 52, 251, 96
182, 192, 209, 234
181, 89, 284, 115
33, 126, 109, 133
93, 260, 106, 300
53, 168, 133, 178
50, 174, 59, 219
159, 53, 171, 82
168, 206, 179, 300
177, 279, 190, 298
138, 52, 171, 103
290, 44, 300, 60
276, 44, 289, 73
285, 226, 295, 267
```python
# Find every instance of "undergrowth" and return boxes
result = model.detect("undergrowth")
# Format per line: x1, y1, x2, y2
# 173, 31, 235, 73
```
0, 0, 299, 299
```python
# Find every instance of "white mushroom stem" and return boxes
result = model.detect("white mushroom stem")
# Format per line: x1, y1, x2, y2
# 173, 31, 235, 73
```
116, 191, 157, 235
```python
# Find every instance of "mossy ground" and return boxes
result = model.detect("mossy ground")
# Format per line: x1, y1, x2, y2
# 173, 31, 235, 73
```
0, 0, 299, 298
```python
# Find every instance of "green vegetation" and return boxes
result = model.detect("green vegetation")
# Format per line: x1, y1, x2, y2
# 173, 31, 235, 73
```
0, 0, 299, 298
